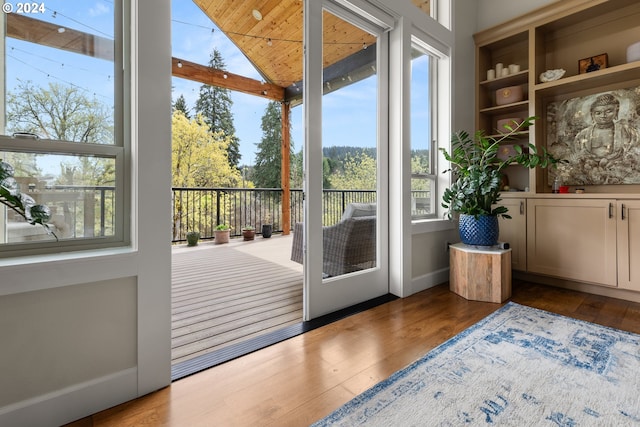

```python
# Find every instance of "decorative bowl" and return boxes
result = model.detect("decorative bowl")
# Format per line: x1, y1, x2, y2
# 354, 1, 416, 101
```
495, 86, 523, 106
539, 69, 565, 82
496, 118, 523, 134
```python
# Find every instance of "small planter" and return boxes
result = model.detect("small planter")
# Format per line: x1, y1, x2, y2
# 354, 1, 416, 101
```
186, 231, 200, 247
261, 224, 272, 238
214, 229, 230, 244
458, 214, 499, 247
242, 228, 256, 241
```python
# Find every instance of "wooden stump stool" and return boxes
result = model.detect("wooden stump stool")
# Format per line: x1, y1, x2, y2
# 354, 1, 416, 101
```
449, 243, 512, 303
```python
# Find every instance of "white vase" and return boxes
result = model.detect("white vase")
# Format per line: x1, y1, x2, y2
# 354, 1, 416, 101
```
628, 41, 640, 63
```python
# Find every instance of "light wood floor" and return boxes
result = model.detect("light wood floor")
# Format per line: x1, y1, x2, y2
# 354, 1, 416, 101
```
171, 235, 303, 366
66, 281, 640, 427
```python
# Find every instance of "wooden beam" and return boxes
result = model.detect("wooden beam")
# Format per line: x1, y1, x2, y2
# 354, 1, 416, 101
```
281, 102, 291, 235
6, 13, 114, 61
172, 57, 284, 102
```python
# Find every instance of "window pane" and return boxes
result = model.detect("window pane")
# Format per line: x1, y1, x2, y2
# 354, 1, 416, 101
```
2, 1, 116, 144
410, 47, 434, 218
321, 9, 378, 278
1, 151, 116, 243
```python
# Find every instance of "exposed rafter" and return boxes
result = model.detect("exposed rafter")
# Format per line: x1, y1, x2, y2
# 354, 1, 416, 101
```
172, 57, 284, 102
6, 13, 114, 61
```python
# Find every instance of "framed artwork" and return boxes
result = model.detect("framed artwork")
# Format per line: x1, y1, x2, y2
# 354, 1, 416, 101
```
545, 86, 640, 185
578, 53, 608, 74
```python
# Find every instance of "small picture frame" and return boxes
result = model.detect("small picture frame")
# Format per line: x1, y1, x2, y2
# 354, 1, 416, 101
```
578, 53, 608, 74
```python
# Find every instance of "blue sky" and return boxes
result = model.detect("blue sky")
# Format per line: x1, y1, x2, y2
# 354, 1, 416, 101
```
5, 1, 426, 169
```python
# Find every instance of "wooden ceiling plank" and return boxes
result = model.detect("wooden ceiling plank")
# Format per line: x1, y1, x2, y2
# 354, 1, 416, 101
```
6, 13, 114, 61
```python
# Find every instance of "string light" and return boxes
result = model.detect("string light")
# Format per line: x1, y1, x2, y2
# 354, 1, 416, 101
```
6, 51, 112, 102
177, 60, 183, 68
267, 38, 273, 46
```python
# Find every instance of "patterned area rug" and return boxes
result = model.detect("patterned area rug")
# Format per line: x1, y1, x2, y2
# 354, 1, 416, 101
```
312, 302, 640, 426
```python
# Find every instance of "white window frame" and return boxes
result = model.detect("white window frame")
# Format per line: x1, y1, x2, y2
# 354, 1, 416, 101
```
410, 40, 438, 221
0, 0, 129, 257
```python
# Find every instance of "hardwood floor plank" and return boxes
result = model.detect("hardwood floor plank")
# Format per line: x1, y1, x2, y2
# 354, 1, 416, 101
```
66, 281, 640, 427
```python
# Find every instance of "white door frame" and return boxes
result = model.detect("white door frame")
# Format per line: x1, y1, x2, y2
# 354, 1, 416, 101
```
302, 0, 392, 320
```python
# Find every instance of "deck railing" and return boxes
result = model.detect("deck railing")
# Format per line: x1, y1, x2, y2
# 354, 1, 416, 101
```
171, 187, 384, 242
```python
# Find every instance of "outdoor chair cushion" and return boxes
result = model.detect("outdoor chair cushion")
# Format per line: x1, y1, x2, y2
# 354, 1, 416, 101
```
341, 202, 376, 221
290, 215, 376, 277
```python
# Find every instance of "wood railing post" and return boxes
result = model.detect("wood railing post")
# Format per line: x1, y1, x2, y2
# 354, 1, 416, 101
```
281, 102, 291, 235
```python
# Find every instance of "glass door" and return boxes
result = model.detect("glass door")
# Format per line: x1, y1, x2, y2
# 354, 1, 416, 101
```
303, 0, 389, 320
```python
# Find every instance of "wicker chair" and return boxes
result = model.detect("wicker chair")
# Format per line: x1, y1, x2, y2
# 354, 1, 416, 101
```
290, 203, 376, 277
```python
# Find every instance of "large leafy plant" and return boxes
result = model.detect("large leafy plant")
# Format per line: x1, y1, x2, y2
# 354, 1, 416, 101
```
440, 117, 562, 219
0, 161, 57, 239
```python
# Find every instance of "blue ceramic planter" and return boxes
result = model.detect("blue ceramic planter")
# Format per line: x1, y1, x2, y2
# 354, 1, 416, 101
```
458, 214, 499, 247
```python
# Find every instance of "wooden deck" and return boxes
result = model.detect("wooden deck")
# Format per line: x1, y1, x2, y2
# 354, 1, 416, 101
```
171, 234, 303, 366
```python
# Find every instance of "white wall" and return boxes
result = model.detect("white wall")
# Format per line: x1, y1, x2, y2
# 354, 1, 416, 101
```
0, 0, 172, 425
476, 0, 558, 31
408, 0, 566, 294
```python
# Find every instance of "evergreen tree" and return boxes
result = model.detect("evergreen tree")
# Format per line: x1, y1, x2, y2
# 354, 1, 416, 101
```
253, 101, 293, 188
194, 49, 241, 168
173, 94, 190, 118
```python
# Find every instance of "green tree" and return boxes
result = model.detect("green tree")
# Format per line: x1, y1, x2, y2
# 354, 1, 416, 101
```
195, 49, 241, 168
173, 94, 190, 119
7, 80, 113, 144
253, 101, 294, 188
171, 110, 241, 188
291, 149, 304, 189
328, 152, 377, 190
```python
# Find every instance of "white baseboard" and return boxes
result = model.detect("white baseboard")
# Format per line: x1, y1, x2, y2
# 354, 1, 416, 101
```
0, 367, 138, 427
410, 267, 450, 295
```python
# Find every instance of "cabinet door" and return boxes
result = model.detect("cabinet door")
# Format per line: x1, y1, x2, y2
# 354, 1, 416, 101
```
527, 199, 617, 287
498, 198, 526, 271
617, 200, 640, 291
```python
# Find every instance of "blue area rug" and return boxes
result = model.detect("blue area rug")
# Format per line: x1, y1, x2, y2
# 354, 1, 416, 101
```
311, 302, 640, 426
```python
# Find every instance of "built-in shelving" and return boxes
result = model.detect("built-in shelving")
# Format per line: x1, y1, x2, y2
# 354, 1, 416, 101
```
474, 0, 640, 195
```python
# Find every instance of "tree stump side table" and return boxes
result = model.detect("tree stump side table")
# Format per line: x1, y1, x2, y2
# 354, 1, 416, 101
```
449, 243, 512, 303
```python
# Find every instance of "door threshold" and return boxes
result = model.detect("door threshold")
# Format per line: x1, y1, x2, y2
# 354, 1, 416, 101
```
171, 293, 398, 381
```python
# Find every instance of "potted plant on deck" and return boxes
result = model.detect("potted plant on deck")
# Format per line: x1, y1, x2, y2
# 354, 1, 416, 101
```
261, 213, 272, 238
241, 225, 256, 241
214, 224, 231, 244
186, 231, 200, 246
440, 117, 563, 246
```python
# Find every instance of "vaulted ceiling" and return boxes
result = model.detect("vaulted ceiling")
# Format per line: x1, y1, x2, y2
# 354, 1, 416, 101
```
194, 0, 373, 88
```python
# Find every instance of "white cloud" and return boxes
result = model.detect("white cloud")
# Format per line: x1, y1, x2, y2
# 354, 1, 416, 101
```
88, 2, 109, 17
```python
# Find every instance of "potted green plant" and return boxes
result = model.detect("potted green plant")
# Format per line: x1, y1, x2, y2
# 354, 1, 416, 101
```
241, 225, 256, 241
440, 117, 563, 246
186, 231, 200, 246
214, 224, 231, 244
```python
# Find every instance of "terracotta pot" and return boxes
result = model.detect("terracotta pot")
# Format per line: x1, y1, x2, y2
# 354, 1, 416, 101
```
214, 229, 230, 244
242, 229, 256, 241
